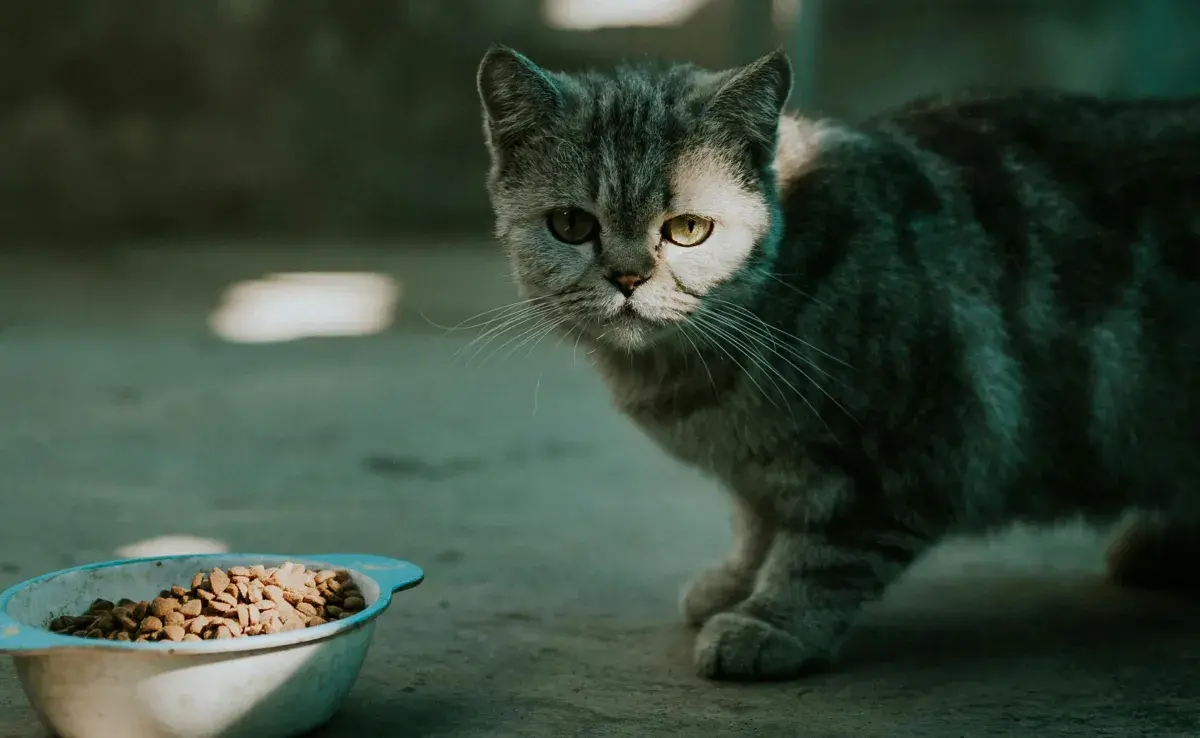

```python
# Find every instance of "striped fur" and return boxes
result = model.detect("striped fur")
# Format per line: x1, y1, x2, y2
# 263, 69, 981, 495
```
477, 47, 1200, 680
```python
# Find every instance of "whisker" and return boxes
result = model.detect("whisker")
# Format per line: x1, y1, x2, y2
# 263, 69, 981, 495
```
423, 294, 557, 333
718, 311, 858, 427
707, 297, 851, 370
678, 322, 717, 395
459, 304, 556, 366
690, 313, 786, 414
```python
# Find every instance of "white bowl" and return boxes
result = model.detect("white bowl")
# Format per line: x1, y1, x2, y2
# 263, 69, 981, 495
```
0, 553, 424, 738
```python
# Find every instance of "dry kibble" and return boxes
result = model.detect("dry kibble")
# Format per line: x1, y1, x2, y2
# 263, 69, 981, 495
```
151, 598, 179, 618
46, 563, 361, 642
208, 568, 231, 596
180, 599, 203, 618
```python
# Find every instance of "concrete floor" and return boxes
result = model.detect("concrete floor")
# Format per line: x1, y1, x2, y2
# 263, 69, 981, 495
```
1, 244, 1198, 737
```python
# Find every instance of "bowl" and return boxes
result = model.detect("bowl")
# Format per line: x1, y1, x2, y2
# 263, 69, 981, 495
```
0, 553, 424, 738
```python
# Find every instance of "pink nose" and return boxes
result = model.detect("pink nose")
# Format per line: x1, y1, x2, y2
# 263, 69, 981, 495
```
610, 272, 647, 296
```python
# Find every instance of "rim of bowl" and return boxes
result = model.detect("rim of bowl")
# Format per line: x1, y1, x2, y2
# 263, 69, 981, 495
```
0, 552, 421, 655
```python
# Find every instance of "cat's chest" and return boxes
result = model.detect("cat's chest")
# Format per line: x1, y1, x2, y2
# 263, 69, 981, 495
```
612, 375, 795, 480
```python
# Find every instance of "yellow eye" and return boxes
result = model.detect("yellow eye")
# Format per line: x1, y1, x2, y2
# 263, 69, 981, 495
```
661, 214, 714, 247
547, 208, 599, 245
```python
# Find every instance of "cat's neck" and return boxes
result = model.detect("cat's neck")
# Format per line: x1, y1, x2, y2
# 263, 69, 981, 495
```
590, 336, 740, 421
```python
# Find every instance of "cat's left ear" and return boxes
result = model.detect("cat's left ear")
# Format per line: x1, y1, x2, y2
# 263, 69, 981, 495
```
477, 45, 563, 157
704, 49, 793, 153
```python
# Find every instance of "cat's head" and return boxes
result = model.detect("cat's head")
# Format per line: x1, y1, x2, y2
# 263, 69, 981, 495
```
476, 47, 792, 352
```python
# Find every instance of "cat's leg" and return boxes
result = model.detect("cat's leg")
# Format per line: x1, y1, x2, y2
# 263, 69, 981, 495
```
1105, 514, 1200, 592
680, 496, 775, 628
693, 522, 930, 681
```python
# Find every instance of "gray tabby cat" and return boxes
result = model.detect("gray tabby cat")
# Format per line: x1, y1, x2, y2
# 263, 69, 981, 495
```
475, 45, 1200, 681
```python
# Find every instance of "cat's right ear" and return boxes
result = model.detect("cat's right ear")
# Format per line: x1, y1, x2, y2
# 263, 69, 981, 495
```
477, 46, 562, 158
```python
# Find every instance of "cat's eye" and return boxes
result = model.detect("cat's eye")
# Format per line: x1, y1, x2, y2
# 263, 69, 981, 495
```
661, 214, 714, 247
547, 208, 600, 245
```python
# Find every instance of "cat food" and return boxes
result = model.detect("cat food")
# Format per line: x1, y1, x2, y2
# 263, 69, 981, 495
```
46, 562, 366, 642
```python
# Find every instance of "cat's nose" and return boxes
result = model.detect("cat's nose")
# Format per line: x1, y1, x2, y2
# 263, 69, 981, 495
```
608, 272, 648, 297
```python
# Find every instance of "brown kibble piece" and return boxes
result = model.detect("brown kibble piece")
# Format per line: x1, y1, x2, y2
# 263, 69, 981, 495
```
208, 568, 230, 596
180, 599, 203, 618
151, 598, 180, 618
88, 599, 115, 613
208, 600, 234, 614
50, 563, 363, 641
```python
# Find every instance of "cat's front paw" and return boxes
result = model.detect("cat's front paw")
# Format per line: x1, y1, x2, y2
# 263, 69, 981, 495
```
693, 612, 830, 681
680, 564, 754, 629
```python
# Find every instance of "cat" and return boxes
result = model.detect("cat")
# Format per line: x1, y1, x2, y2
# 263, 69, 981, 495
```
475, 45, 1200, 681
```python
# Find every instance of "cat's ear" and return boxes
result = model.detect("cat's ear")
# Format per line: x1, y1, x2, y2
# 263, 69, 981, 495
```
704, 49, 793, 153
477, 45, 563, 156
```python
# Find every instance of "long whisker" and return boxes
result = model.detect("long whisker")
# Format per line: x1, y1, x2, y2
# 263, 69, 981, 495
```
678, 322, 717, 395
690, 313, 787, 414
707, 297, 851, 369
475, 312, 560, 367
716, 310, 858, 427
422, 294, 557, 332
457, 304, 557, 366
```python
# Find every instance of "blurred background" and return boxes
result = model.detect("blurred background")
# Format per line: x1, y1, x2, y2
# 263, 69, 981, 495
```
4, 5, 1200, 735
4, 0, 1200, 246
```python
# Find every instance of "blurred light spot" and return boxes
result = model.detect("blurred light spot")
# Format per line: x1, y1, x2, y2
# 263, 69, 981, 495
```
209, 272, 400, 344
543, 0, 706, 29
116, 535, 230, 558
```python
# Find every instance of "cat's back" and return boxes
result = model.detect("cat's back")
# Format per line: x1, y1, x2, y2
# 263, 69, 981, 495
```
851, 89, 1200, 515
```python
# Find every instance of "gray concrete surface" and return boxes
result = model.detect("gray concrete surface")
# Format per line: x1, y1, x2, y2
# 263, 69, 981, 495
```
2, 244, 1198, 737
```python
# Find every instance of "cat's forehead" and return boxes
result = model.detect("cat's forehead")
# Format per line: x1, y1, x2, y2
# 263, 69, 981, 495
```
531, 66, 741, 229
